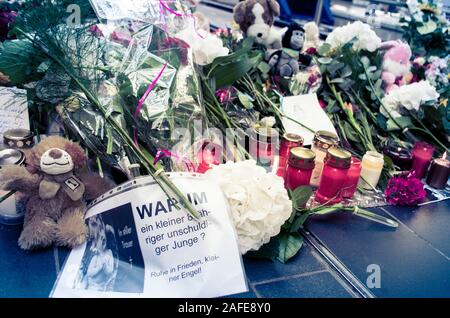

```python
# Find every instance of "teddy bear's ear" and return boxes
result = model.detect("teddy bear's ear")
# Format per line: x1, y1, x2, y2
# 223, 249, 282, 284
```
233, 1, 247, 26
267, 0, 280, 17
64, 141, 87, 170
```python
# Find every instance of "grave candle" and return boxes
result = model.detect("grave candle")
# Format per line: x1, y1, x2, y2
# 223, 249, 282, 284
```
250, 127, 278, 169
285, 147, 315, 190
426, 153, 450, 189
315, 147, 351, 205
411, 142, 435, 179
310, 131, 339, 187
276, 133, 304, 177
341, 157, 362, 199
383, 142, 413, 171
358, 151, 384, 190
0, 149, 26, 225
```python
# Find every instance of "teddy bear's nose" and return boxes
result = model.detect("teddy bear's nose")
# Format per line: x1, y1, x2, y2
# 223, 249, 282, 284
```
257, 33, 263, 38
49, 149, 63, 159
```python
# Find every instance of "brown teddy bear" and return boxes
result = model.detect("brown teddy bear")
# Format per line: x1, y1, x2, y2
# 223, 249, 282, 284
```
0, 136, 114, 250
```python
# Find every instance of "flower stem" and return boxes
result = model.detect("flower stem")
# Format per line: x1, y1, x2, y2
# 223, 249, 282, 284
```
327, 78, 376, 151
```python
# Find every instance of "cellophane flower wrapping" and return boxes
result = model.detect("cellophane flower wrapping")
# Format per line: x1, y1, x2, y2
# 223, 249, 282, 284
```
58, 0, 204, 173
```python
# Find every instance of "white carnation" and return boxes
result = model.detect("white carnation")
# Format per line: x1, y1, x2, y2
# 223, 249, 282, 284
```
205, 160, 292, 254
381, 80, 440, 118
325, 21, 381, 52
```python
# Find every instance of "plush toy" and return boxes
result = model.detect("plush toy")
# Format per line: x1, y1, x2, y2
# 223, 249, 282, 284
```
0, 136, 114, 250
303, 22, 321, 51
233, 0, 282, 49
268, 23, 313, 78
381, 40, 413, 93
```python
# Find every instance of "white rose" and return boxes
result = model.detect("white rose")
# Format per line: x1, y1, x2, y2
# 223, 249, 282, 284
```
325, 21, 381, 52
192, 33, 229, 66
381, 80, 439, 118
205, 160, 292, 254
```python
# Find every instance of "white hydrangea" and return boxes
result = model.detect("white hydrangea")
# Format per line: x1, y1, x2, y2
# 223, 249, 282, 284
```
325, 21, 382, 52
205, 160, 292, 254
381, 80, 440, 118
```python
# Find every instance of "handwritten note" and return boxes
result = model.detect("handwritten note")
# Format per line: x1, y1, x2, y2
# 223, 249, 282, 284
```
0, 87, 30, 140
281, 93, 337, 145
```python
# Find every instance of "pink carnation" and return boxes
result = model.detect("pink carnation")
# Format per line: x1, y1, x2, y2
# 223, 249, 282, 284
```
384, 172, 426, 206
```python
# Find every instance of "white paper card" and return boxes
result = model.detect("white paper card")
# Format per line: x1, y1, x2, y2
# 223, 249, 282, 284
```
0, 87, 30, 140
51, 174, 247, 298
281, 93, 337, 145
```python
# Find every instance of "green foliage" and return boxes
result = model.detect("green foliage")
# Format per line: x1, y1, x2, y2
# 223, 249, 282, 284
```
400, 6, 450, 58
0, 39, 46, 84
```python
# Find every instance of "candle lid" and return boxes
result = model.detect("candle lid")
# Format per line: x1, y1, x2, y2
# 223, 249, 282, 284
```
289, 147, 315, 169
413, 141, 435, 153
313, 131, 339, 151
3, 129, 34, 149
325, 147, 351, 169
0, 149, 25, 166
283, 132, 304, 144
362, 151, 384, 168
434, 157, 450, 167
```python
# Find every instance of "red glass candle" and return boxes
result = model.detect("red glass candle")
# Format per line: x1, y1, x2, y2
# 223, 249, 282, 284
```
276, 133, 304, 177
411, 142, 435, 179
285, 147, 316, 190
341, 157, 361, 199
250, 127, 279, 168
315, 148, 352, 205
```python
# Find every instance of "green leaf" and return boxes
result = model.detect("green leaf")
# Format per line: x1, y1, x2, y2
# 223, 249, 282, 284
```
0, 39, 45, 84
209, 52, 262, 88
237, 92, 254, 109
290, 212, 310, 233
257, 61, 271, 75
330, 78, 345, 84
342, 121, 360, 143
386, 117, 413, 131
417, 20, 437, 35
360, 56, 370, 68
291, 186, 313, 210
318, 57, 333, 64
341, 66, 352, 78
245, 237, 279, 261
318, 43, 332, 56
277, 232, 304, 263
207, 37, 254, 70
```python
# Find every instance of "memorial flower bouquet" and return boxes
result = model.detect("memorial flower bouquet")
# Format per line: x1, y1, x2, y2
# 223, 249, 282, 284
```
0, 0, 209, 218
316, 21, 449, 184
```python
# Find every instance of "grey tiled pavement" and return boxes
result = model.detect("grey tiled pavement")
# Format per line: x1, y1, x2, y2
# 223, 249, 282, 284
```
0, 224, 356, 298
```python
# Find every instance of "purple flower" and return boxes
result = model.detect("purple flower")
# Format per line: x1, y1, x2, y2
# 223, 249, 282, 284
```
384, 172, 426, 206
0, 10, 17, 41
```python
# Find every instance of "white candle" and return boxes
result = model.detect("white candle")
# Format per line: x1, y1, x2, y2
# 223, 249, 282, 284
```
358, 151, 384, 190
